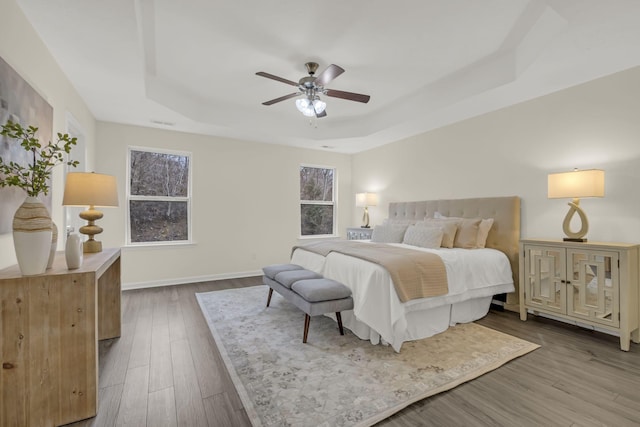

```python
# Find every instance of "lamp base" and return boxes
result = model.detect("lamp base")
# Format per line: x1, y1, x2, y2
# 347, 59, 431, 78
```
563, 237, 587, 242
83, 239, 102, 253
361, 207, 370, 228
79, 206, 104, 253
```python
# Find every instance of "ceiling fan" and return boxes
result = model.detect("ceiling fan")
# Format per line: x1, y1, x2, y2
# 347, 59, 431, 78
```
256, 62, 371, 118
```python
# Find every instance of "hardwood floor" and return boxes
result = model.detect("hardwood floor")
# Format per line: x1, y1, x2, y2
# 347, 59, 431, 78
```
69, 278, 640, 427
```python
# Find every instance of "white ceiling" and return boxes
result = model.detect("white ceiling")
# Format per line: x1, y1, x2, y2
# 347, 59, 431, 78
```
16, 0, 640, 153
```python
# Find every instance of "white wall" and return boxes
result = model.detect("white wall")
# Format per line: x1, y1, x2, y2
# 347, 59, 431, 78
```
0, 0, 97, 270
95, 122, 352, 288
353, 67, 640, 244
3, 0, 638, 284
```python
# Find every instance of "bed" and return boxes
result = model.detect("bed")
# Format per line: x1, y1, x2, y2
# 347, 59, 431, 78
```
291, 196, 521, 352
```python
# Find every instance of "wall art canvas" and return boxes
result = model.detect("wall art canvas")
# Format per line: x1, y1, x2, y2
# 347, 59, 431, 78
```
0, 56, 54, 234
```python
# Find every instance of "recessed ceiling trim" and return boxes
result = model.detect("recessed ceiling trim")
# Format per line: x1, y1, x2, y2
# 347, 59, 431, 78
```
15, 0, 640, 153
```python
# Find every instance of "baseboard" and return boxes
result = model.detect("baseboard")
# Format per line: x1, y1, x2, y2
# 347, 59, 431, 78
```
503, 302, 520, 313
122, 269, 263, 291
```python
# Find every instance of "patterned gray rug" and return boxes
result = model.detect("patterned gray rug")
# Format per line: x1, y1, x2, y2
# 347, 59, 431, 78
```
196, 285, 539, 427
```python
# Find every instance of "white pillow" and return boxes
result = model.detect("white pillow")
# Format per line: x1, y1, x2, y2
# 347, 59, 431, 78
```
420, 218, 459, 248
402, 225, 443, 249
371, 224, 408, 243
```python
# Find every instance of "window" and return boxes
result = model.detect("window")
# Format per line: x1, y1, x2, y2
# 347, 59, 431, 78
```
127, 147, 191, 244
299, 165, 336, 236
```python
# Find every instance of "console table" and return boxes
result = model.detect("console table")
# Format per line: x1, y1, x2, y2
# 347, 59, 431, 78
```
0, 248, 121, 426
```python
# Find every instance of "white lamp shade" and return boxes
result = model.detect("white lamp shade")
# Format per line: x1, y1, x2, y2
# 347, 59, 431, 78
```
548, 169, 604, 199
63, 172, 119, 207
355, 192, 379, 207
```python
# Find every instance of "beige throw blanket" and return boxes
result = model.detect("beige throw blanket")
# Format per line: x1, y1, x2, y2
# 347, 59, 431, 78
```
293, 241, 448, 302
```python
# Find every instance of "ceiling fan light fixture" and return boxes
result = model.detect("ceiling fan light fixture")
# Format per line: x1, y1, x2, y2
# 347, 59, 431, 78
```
259, 62, 369, 119
301, 106, 316, 117
295, 98, 310, 112
313, 98, 326, 114
296, 97, 318, 117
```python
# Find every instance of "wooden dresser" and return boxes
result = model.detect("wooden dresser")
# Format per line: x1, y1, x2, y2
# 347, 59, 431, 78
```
0, 248, 121, 426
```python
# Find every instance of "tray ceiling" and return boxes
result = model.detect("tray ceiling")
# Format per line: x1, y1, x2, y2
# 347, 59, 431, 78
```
16, 0, 640, 153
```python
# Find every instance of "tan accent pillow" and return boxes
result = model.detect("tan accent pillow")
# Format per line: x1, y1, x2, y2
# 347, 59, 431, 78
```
433, 213, 493, 248
453, 218, 482, 249
477, 218, 494, 248
420, 218, 459, 248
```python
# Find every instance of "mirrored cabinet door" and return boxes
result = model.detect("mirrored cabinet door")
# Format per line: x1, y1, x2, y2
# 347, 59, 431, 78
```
567, 249, 620, 327
524, 246, 565, 314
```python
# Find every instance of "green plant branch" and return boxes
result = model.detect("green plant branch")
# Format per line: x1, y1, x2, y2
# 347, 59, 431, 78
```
0, 120, 79, 197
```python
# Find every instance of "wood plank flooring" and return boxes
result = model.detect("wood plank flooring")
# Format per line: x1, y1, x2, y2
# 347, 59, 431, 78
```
68, 277, 640, 427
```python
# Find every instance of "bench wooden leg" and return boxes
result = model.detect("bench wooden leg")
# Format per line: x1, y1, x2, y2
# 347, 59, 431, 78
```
266, 288, 273, 307
303, 314, 310, 343
336, 312, 345, 335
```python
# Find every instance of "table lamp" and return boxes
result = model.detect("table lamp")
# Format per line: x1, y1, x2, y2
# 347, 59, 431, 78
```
548, 169, 604, 242
63, 172, 119, 253
355, 192, 378, 228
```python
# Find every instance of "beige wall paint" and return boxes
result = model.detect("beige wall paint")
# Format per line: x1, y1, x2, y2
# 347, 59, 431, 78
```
2, 0, 638, 285
353, 67, 640, 243
0, 0, 97, 270
95, 122, 352, 287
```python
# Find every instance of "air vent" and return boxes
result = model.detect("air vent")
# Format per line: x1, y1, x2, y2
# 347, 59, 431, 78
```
150, 120, 175, 126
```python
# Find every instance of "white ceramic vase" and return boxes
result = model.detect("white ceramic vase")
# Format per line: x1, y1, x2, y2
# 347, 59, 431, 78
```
65, 233, 83, 269
47, 221, 58, 269
13, 196, 53, 276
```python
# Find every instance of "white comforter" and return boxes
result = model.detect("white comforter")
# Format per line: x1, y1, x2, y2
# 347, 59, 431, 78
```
291, 241, 514, 351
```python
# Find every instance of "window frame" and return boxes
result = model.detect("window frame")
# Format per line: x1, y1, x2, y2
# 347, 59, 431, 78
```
299, 163, 337, 238
126, 146, 193, 246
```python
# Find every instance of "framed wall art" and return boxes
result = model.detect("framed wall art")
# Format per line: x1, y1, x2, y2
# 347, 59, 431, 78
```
0, 55, 54, 234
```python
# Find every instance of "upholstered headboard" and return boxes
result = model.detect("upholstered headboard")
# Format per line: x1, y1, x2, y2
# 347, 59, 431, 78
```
388, 196, 521, 310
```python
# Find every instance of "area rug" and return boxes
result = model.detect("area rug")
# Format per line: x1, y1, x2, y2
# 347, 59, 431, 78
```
196, 285, 539, 427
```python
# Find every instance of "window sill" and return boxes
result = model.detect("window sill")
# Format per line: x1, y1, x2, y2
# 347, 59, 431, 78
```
123, 241, 197, 250
297, 234, 340, 240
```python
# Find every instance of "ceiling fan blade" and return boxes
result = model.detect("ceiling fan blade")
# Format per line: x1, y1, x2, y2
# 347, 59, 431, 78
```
256, 72, 298, 87
315, 110, 327, 118
314, 64, 345, 87
325, 89, 370, 103
262, 92, 299, 106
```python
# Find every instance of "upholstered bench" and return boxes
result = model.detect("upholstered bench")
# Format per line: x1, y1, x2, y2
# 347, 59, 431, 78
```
262, 264, 354, 343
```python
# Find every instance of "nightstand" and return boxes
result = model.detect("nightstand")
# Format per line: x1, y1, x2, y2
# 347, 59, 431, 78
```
519, 239, 639, 351
346, 227, 373, 240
